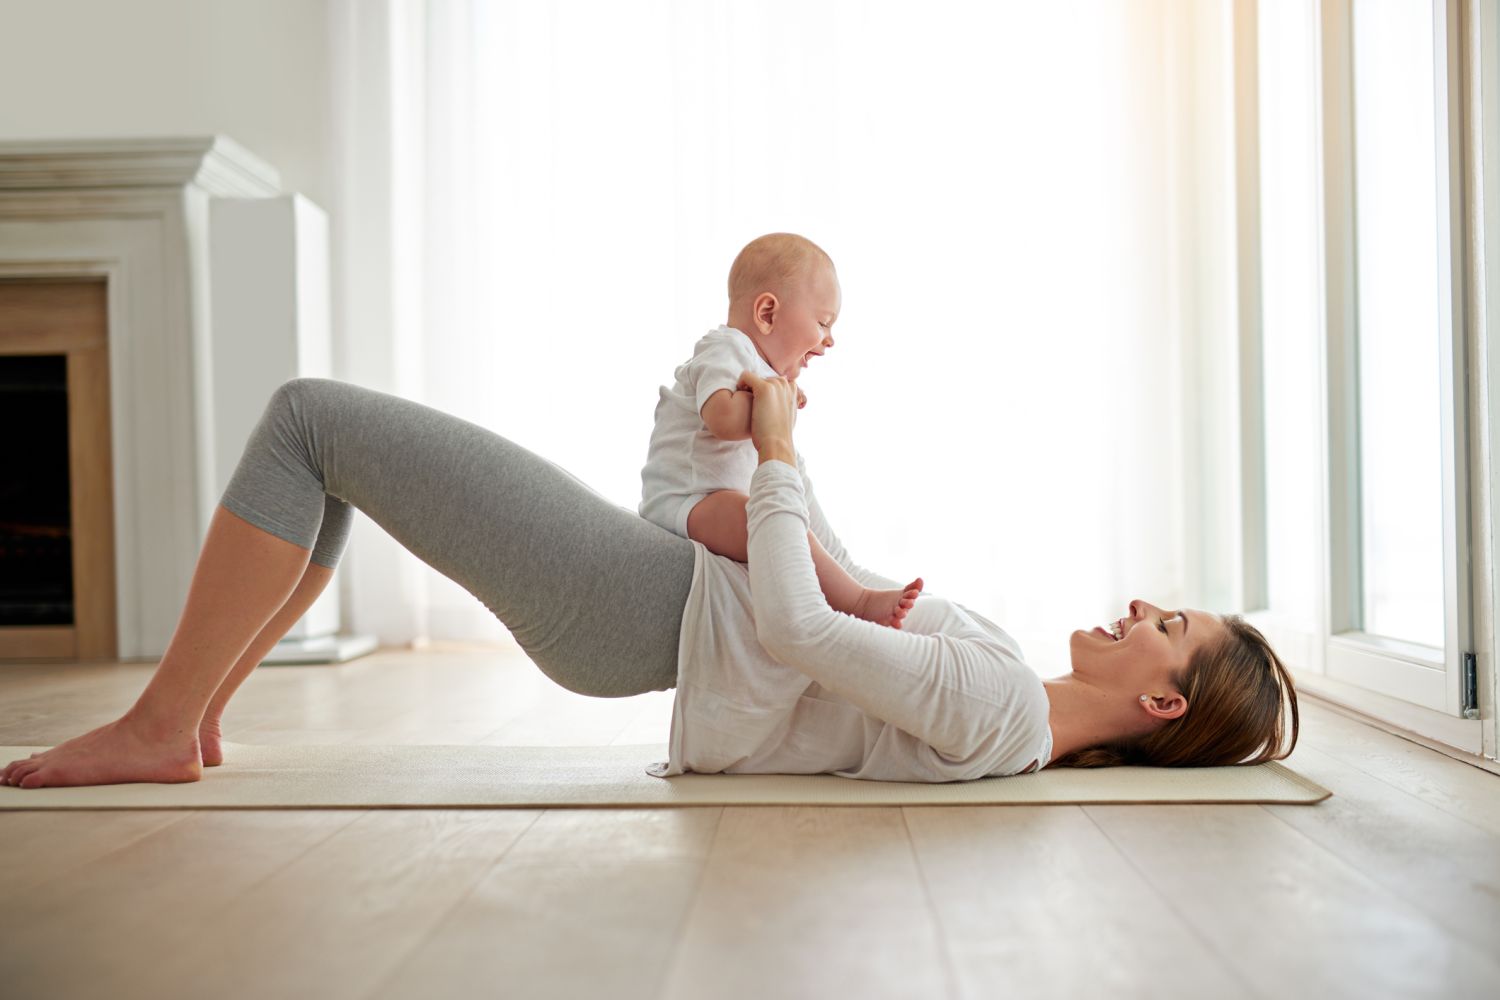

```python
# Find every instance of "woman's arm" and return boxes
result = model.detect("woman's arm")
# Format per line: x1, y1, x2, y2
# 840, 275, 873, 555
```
745, 461, 1005, 761
734, 372, 1012, 763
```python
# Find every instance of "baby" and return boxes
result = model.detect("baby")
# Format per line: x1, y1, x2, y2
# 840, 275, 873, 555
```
639, 233, 922, 628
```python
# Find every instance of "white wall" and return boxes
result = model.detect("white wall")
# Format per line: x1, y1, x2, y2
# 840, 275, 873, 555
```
0, 0, 335, 209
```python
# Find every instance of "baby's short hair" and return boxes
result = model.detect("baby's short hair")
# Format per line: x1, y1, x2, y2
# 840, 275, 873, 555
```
727, 233, 835, 305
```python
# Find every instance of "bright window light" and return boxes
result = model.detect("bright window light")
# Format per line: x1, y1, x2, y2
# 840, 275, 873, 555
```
1257, 0, 1325, 634
417, 0, 1200, 665
1350, 0, 1446, 649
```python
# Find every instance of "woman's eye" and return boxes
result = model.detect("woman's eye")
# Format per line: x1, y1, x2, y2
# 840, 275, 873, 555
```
1157, 618, 1168, 635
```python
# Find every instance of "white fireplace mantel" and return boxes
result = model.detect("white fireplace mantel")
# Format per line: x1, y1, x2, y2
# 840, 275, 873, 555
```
0, 137, 311, 661
0, 135, 281, 195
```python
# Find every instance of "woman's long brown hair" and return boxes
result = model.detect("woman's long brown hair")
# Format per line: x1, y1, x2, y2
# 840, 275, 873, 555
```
1050, 615, 1300, 768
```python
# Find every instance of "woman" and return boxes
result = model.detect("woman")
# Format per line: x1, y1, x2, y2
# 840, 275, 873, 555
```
1, 374, 1297, 789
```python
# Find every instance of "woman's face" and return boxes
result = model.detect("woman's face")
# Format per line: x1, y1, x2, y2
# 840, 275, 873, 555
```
1070, 600, 1228, 708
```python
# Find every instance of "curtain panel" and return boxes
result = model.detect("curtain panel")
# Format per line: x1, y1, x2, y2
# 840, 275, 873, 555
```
384, 0, 1235, 675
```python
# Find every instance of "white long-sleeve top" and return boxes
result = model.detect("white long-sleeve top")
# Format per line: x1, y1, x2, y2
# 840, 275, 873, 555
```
646, 456, 1053, 782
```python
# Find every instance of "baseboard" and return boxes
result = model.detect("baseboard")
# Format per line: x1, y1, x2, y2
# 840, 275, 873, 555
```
1304, 690, 1500, 777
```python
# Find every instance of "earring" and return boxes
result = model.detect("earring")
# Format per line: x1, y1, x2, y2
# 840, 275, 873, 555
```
1139, 695, 1149, 702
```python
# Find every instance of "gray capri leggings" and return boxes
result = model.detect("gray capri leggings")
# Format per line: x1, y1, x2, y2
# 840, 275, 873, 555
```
219, 377, 694, 697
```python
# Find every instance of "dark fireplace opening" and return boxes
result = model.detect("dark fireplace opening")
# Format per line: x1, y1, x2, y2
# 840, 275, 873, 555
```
0, 354, 73, 626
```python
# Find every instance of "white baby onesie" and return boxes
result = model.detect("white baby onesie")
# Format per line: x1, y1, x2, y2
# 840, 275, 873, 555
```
639, 325, 778, 538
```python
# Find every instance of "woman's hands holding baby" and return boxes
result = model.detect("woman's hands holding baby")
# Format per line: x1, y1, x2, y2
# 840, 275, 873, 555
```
737, 370, 799, 467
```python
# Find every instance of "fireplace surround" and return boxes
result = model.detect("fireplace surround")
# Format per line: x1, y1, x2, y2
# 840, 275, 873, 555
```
0, 137, 374, 664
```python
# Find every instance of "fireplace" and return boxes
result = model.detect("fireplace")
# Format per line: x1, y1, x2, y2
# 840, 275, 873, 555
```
2, 354, 73, 626
0, 278, 116, 659
0, 138, 373, 665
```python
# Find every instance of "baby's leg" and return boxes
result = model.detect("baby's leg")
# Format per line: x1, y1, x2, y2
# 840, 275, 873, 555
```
687, 491, 921, 629
807, 533, 922, 630
686, 490, 752, 562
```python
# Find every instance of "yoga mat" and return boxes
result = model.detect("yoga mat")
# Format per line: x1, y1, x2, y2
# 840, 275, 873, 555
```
0, 743, 1331, 809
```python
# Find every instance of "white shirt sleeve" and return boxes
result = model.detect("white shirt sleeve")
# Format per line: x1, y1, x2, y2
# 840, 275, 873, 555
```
745, 459, 1024, 766
795, 451, 905, 591
690, 336, 758, 416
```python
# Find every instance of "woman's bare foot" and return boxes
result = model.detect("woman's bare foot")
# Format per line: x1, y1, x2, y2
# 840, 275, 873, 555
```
199, 716, 225, 767
0, 715, 202, 789
849, 578, 924, 629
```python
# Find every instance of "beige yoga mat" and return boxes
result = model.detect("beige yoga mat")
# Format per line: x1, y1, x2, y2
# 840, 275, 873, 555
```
2, 743, 1338, 815
0, 743, 1331, 809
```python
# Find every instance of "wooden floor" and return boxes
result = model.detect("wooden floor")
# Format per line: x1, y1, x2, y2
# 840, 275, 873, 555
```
2, 640, 1499, 1000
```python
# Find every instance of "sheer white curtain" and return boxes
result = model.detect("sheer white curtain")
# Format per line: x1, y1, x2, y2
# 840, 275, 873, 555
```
410, 0, 1208, 676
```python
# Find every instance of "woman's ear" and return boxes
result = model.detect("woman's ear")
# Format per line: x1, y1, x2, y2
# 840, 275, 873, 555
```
1142, 691, 1188, 721
753, 292, 778, 334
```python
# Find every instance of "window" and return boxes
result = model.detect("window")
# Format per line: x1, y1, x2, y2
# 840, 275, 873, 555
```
1349, 0, 1446, 650
1247, 0, 1479, 743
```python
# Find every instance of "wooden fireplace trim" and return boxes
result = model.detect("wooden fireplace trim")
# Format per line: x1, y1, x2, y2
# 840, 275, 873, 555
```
0, 278, 117, 661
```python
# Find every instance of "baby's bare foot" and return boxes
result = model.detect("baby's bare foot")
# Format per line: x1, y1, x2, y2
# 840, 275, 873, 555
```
199, 717, 224, 767
851, 578, 924, 629
0, 716, 202, 789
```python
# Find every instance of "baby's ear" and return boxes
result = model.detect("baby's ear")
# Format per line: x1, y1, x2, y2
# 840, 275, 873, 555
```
754, 291, 778, 332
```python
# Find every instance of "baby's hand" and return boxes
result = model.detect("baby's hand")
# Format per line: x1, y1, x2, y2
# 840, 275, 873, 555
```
796, 386, 807, 410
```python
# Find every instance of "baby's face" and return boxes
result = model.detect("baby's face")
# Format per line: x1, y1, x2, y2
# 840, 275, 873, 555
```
765, 263, 841, 379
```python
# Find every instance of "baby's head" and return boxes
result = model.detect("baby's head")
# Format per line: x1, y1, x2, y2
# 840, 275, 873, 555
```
726, 233, 841, 379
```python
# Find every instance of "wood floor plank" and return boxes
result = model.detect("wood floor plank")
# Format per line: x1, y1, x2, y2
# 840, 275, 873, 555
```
228, 654, 477, 737
221, 649, 540, 745
1086, 803, 1500, 999
371, 808, 721, 1000
1295, 702, 1500, 838
476, 678, 658, 746
0, 809, 190, 895
0, 809, 363, 999
5, 652, 1500, 1000
660, 806, 953, 1000
498, 806, 721, 865
904, 805, 1254, 999
339, 665, 555, 745
1262, 744, 1500, 956
114, 809, 545, 1000
0, 663, 152, 744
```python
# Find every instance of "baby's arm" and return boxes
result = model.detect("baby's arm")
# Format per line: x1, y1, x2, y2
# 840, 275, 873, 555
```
700, 388, 753, 441
702, 384, 804, 441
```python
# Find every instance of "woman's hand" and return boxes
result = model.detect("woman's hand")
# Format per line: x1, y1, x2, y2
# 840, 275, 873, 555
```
736, 370, 799, 466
